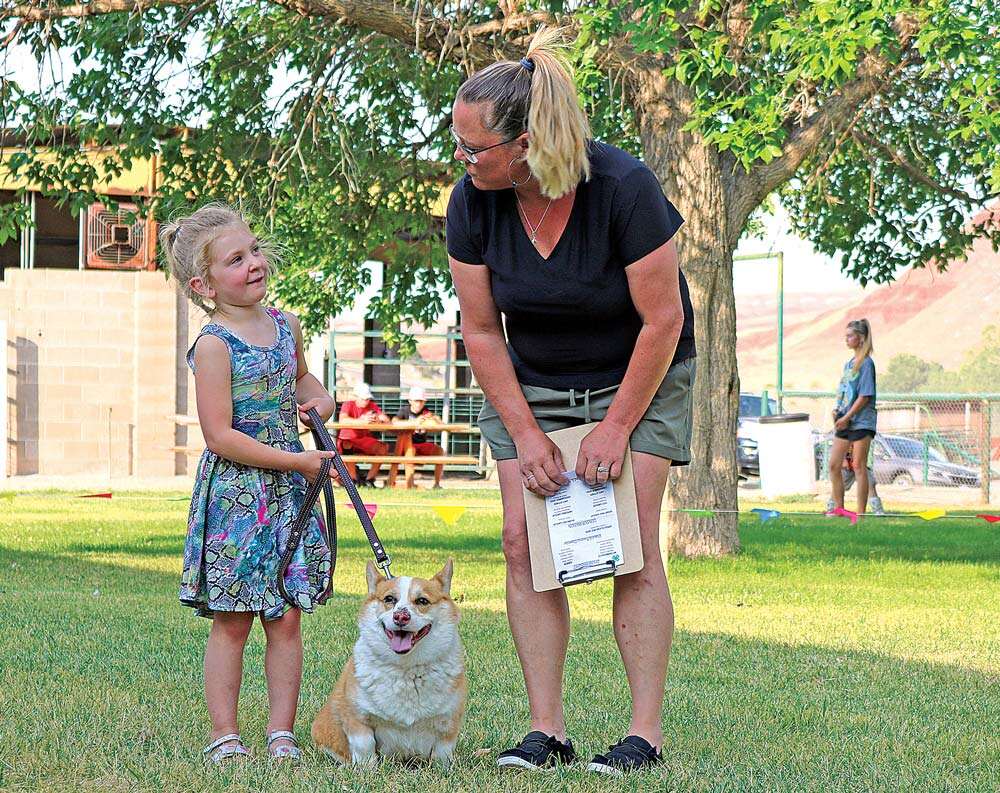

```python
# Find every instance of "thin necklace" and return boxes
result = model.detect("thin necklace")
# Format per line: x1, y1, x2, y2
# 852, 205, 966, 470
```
514, 190, 554, 246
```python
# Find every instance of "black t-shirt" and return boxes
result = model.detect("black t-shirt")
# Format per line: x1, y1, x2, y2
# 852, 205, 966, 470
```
395, 405, 432, 444
446, 141, 695, 391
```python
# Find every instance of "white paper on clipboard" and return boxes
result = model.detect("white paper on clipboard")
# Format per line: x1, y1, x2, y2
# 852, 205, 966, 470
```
544, 472, 623, 582
523, 423, 644, 591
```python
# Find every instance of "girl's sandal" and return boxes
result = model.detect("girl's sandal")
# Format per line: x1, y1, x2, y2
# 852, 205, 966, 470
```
203, 733, 251, 765
267, 730, 303, 762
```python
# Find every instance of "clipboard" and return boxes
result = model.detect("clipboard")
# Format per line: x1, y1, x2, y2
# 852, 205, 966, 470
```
522, 423, 644, 591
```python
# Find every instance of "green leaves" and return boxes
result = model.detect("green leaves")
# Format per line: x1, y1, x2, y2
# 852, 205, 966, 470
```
3, 0, 999, 328
577, 0, 998, 283
4, 2, 473, 340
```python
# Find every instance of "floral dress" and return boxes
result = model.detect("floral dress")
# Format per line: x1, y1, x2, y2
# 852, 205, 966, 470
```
180, 307, 331, 620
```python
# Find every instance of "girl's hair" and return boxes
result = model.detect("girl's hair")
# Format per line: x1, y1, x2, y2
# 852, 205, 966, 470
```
847, 319, 873, 372
456, 27, 591, 199
158, 202, 276, 313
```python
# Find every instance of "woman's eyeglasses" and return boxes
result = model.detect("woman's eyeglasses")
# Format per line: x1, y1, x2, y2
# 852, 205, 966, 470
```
449, 125, 521, 164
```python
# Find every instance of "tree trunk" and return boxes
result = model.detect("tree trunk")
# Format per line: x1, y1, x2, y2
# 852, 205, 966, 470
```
667, 241, 741, 557
636, 77, 741, 557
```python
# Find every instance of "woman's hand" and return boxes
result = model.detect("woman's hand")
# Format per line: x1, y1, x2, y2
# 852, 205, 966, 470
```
516, 429, 568, 496
298, 397, 336, 427
576, 421, 630, 485
295, 450, 341, 483
834, 415, 851, 431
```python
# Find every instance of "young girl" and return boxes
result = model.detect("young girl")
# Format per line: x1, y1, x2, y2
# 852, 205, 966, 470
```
162, 204, 339, 764
393, 386, 446, 488
828, 319, 878, 515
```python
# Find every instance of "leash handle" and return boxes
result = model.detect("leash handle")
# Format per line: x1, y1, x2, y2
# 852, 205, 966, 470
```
277, 442, 336, 608
306, 407, 393, 577
278, 406, 394, 607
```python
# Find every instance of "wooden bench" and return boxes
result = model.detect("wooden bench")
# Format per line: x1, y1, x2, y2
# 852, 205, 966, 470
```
171, 415, 481, 488
338, 456, 478, 465
340, 455, 479, 488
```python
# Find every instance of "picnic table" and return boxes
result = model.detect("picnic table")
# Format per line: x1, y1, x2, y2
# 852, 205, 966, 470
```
327, 420, 478, 488
171, 415, 480, 489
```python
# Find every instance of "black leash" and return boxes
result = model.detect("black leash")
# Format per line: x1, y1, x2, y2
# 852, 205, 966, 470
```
277, 406, 393, 607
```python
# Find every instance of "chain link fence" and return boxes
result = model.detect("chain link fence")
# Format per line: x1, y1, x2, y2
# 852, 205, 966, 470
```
779, 391, 999, 503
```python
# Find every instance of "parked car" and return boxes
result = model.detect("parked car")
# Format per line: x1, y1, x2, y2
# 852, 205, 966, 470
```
737, 393, 778, 478
814, 431, 981, 487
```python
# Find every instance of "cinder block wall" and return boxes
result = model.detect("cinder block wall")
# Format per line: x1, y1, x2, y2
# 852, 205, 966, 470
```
1, 269, 178, 477
1, 270, 333, 478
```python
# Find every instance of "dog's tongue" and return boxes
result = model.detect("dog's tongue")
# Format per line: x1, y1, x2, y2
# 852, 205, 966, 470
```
389, 630, 415, 653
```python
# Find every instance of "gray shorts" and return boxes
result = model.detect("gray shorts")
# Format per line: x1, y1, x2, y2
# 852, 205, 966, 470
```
478, 357, 696, 464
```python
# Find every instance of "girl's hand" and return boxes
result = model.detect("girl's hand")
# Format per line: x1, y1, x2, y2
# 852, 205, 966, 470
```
576, 421, 629, 486
516, 429, 568, 496
295, 450, 341, 483
298, 397, 335, 427
834, 416, 850, 431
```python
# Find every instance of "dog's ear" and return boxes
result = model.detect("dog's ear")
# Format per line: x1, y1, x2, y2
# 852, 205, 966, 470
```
366, 560, 384, 595
434, 558, 454, 595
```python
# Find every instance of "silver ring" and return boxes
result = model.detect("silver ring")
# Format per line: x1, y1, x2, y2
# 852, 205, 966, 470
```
596, 465, 609, 473
525, 472, 535, 480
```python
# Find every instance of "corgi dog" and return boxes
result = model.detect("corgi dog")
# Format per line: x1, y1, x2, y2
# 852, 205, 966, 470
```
312, 559, 466, 768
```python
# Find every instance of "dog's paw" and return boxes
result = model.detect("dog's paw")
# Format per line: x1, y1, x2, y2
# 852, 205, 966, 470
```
319, 747, 346, 765
431, 741, 456, 771
350, 752, 379, 768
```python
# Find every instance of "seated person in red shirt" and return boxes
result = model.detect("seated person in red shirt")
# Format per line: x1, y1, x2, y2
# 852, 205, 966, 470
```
393, 386, 445, 489
337, 382, 391, 487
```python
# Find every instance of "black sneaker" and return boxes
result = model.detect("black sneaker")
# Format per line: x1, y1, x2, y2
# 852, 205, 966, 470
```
497, 731, 575, 770
587, 735, 662, 776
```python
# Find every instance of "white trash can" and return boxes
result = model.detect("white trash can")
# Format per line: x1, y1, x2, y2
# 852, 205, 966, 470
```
757, 413, 816, 498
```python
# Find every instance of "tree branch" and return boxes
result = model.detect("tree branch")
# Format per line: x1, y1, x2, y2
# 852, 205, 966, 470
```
4, 0, 557, 67
734, 11, 925, 220
850, 129, 980, 204
2, 0, 200, 21
5, 0, 670, 81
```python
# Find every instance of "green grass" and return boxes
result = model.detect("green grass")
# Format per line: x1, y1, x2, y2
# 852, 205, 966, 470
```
1, 490, 998, 792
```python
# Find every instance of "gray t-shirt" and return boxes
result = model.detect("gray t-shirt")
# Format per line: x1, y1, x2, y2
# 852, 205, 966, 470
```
835, 356, 877, 431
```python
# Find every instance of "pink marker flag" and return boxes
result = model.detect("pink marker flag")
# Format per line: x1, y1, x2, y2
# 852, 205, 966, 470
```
976, 514, 1000, 524
826, 507, 858, 525
345, 502, 378, 520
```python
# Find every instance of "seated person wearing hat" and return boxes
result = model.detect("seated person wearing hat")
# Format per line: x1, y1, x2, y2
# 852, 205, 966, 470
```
337, 382, 391, 487
393, 386, 445, 489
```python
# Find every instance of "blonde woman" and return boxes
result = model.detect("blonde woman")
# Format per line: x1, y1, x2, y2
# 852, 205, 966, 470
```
446, 29, 695, 775
828, 319, 878, 515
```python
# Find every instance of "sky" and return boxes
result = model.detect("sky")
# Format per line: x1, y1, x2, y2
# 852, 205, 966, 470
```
734, 205, 862, 296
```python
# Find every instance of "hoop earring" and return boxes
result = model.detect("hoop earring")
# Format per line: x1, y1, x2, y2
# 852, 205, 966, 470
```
507, 157, 529, 187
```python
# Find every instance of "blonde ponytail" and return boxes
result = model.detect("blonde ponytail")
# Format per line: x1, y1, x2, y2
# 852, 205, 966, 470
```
456, 27, 591, 199
523, 28, 591, 198
848, 319, 873, 372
